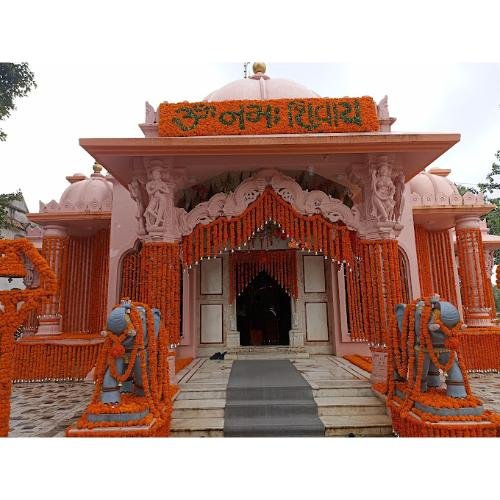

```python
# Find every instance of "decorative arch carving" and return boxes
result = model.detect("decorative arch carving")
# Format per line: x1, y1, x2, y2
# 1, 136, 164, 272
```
178, 168, 359, 236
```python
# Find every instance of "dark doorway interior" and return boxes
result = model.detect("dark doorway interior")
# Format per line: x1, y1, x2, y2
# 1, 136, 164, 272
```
237, 271, 291, 346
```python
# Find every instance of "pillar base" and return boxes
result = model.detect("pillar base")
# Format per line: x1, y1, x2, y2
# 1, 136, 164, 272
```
36, 316, 62, 335
370, 347, 388, 385
167, 353, 177, 385
466, 307, 493, 327
226, 330, 241, 349
289, 329, 304, 348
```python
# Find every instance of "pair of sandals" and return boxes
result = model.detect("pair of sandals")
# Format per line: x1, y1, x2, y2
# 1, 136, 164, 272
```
209, 351, 227, 360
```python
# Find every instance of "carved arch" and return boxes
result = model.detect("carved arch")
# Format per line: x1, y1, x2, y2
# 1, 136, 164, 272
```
178, 168, 359, 236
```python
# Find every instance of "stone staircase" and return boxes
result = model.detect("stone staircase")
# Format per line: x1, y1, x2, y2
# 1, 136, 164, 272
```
170, 357, 394, 437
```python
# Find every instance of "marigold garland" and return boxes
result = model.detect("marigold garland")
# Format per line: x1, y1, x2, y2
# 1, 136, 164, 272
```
229, 249, 298, 303
175, 357, 193, 373
343, 354, 372, 373
138, 243, 181, 346
0, 239, 57, 437
458, 327, 500, 372
414, 225, 458, 304
181, 187, 355, 270
158, 96, 380, 137
355, 239, 403, 347
57, 229, 110, 334
12, 335, 104, 382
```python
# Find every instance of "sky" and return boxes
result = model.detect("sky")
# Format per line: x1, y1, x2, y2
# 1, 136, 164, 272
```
2, 62, 499, 212
1, 0, 499, 496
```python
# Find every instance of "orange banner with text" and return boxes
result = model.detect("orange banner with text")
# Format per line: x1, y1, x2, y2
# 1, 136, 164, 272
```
158, 96, 379, 137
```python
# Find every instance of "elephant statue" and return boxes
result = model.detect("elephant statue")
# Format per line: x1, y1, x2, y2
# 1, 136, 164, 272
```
101, 299, 161, 404
395, 294, 467, 398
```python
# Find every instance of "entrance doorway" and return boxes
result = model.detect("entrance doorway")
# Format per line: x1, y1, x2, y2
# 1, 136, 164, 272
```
236, 271, 291, 346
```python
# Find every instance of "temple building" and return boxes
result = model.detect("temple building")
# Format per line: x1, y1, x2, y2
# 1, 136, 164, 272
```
24, 63, 500, 372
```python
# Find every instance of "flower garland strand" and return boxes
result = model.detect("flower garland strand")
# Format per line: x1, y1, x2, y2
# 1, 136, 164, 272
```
229, 249, 298, 303
0, 239, 57, 436
13, 335, 104, 382
181, 187, 355, 270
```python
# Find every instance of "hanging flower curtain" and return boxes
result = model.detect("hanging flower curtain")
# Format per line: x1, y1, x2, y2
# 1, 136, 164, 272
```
229, 250, 298, 304
181, 187, 354, 268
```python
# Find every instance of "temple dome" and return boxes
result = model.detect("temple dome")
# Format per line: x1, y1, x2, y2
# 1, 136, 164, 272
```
409, 169, 459, 198
58, 166, 113, 212
204, 63, 320, 101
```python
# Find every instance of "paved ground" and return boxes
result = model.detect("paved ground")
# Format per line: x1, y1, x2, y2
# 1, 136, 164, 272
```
7, 363, 500, 437
9, 382, 94, 437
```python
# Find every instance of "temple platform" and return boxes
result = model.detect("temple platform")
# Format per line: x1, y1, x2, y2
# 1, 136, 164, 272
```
8, 357, 500, 437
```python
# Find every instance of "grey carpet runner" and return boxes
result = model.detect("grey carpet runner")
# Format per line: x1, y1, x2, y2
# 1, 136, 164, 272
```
224, 360, 325, 437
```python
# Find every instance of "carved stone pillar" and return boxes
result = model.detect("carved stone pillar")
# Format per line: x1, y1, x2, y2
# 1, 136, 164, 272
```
128, 160, 184, 381
37, 225, 67, 335
455, 216, 493, 326
289, 298, 304, 347
348, 155, 405, 384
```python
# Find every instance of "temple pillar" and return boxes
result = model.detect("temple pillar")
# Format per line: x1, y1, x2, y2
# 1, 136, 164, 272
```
349, 155, 406, 384
455, 216, 493, 326
128, 159, 183, 382
37, 225, 68, 335
357, 237, 404, 384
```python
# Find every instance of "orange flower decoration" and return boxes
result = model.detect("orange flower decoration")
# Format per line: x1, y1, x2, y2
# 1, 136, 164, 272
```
158, 96, 380, 137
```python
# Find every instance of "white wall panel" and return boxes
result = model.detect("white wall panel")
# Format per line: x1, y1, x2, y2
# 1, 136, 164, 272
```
200, 257, 223, 295
303, 255, 326, 293
200, 304, 223, 344
305, 302, 329, 341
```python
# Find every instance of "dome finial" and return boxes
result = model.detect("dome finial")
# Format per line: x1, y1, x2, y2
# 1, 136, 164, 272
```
252, 62, 266, 75
93, 161, 103, 175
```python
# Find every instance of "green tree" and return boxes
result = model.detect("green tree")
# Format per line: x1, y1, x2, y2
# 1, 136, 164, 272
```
456, 150, 500, 262
0, 191, 23, 231
0, 63, 37, 141
478, 150, 500, 242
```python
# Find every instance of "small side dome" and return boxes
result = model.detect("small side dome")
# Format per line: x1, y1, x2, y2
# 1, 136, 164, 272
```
59, 166, 113, 212
410, 169, 459, 199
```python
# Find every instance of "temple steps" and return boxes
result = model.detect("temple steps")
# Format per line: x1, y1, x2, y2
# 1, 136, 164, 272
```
170, 356, 394, 437
172, 399, 226, 419
316, 396, 389, 416
313, 386, 375, 398
322, 414, 393, 437
170, 417, 224, 437
175, 389, 227, 400
225, 347, 310, 360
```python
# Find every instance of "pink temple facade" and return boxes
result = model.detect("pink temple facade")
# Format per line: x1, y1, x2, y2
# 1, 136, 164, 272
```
24, 65, 500, 367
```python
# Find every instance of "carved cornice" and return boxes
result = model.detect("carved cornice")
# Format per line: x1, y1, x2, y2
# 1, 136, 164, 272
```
411, 190, 489, 208
39, 197, 112, 213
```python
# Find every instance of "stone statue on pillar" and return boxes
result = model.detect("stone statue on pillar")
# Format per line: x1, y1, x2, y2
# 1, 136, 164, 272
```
144, 167, 171, 230
371, 163, 396, 222
348, 156, 404, 240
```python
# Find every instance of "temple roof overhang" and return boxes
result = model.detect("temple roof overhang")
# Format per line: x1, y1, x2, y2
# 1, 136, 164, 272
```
412, 205, 494, 231
27, 212, 111, 236
79, 132, 460, 195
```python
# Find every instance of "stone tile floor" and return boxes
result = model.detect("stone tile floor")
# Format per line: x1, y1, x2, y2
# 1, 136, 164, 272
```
7, 365, 500, 437
9, 382, 94, 437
